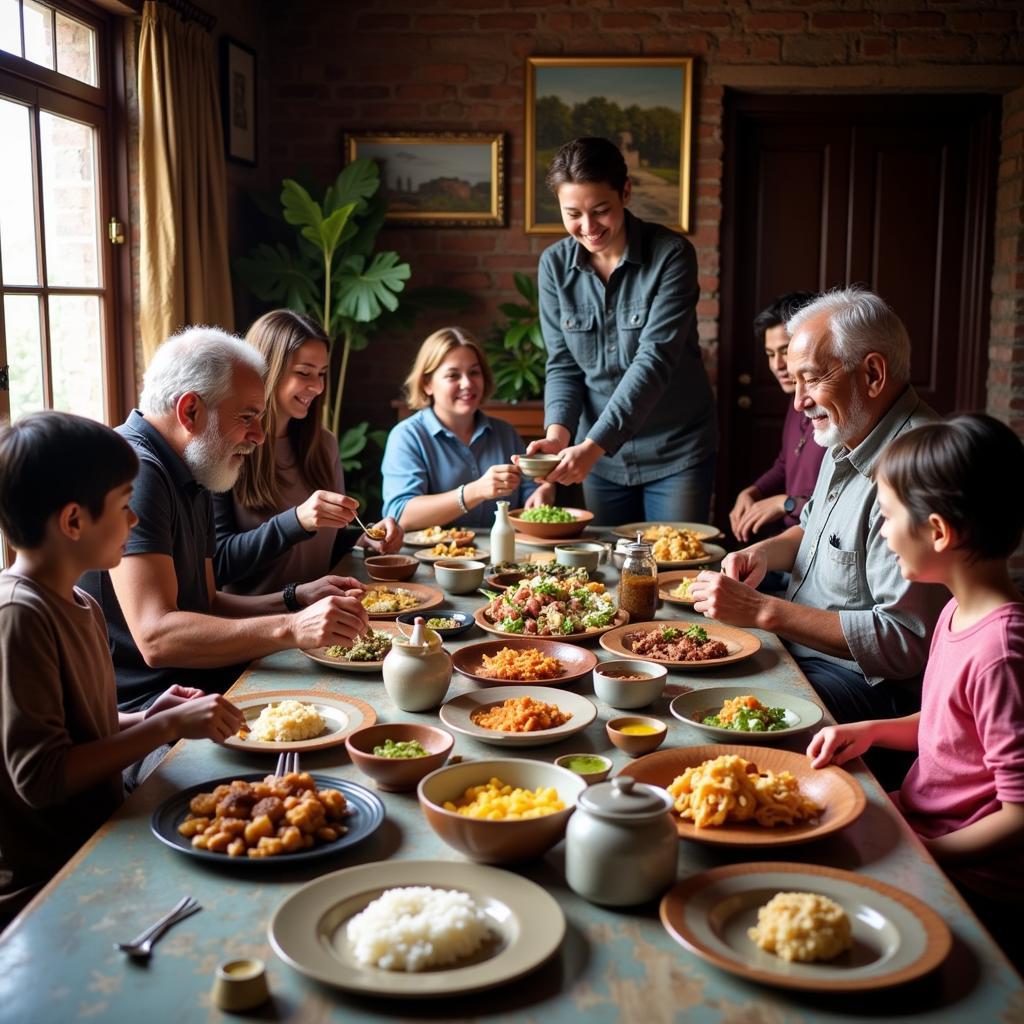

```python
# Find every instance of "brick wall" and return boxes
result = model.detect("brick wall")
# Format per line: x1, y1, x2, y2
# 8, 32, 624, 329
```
258, 0, 1024, 448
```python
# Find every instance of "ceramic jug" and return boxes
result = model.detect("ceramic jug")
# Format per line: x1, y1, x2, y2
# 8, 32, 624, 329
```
565, 775, 677, 906
382, 618, 452, 712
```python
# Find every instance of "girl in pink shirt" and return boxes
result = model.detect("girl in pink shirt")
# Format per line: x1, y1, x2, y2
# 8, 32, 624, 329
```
807, 414, 1024, 953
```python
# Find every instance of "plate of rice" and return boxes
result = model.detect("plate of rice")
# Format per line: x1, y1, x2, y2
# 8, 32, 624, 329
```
439, 686, 597, 747
302, 621, 403, 672
223, 691, 377, 752
268, 859, 565, 996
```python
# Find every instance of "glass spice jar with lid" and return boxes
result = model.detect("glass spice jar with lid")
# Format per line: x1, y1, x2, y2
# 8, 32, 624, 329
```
618, 532, 658, 623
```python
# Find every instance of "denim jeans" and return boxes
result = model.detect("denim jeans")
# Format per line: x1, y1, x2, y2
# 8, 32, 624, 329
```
583, 455, 716, 525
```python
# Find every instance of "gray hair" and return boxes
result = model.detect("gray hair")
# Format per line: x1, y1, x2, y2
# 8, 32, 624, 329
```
786, 287, 910, 384
140, 326, 267, 416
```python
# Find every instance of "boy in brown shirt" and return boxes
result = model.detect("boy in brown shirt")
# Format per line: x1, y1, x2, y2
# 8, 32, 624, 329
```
0, 412, 242, 925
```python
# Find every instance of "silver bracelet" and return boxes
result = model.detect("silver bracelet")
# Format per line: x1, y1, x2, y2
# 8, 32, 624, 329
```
456, 483, 469, 515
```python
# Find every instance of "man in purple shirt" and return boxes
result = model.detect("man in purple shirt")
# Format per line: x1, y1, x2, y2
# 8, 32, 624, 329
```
729, 292, 824, 542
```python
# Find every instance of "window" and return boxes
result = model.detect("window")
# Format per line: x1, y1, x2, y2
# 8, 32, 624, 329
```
0, 0, 125, 428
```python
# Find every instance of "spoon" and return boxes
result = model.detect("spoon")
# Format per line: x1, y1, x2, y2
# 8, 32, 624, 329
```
352, 511, 385, 540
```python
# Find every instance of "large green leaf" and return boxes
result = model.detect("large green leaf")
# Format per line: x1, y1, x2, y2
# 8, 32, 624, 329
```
325, 160, 380, 215
336, 251, 411, 322
338, 421, 370, 471
234, 243, 321, 311
319, 203, 357, 256
345, 196, 388, 258
281, 179, 323, 233
514, 271, 538, 304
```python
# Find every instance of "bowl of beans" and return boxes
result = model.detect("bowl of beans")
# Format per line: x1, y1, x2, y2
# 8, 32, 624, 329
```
345, 723, 455, 793
417, 757, 586, 863
592, 659, 669, 710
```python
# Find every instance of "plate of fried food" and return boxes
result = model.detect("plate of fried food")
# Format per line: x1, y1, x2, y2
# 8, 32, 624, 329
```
657, 571, 701, 606
622, 745, 865, 846
360, 583, 444, 618
612, 521, 722, 541
404, 526, 476, 548
414, 542, 489, 564
224, 691, 377, 752
303, 621, 403, 672
151, 771, 385, 864
450, 637, 598, 687
439, 686, 597, 747
660, 862, 951, 992
600, 620, 761, 669
669, 687, 824, 744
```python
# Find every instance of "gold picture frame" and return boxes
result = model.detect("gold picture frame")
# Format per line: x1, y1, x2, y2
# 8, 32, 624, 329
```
525, 57, 694, 234
343, 131, 505, 227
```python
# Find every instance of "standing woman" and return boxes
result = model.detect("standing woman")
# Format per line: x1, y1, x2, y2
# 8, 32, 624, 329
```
213, 310, 402, 597
381, 327, 553, 530
526, 137, 717, 524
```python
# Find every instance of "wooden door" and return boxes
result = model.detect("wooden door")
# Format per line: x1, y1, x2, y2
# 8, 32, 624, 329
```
717, 93, 998, 534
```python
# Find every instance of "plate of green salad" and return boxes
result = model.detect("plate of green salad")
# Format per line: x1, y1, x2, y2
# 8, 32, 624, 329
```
302, 622, 402, 672
507, 506, 593, 541
669, 687, 824, 743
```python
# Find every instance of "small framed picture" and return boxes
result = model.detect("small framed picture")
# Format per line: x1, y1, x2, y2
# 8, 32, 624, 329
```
220, 36, 257, 166
343, 131, 506, 227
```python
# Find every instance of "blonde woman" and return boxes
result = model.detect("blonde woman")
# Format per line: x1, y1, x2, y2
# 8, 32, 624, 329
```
381, 327, 554, 530
213, 310, 401, 597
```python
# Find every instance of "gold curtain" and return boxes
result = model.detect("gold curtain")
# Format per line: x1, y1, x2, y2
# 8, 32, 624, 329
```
138, 0, 233, 363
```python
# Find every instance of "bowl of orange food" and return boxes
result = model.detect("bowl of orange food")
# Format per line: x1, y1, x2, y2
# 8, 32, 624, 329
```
417, 756, 587, 863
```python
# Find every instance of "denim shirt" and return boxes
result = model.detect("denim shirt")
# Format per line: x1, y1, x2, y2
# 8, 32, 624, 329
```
539, 210, 716, 486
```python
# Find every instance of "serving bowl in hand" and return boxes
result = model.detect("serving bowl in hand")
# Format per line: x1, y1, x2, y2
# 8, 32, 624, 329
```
433, 558, 487, 594
516, 454, 564, 479
417, 757, 586, 863
593, 659, 669, 709
507, 507, 593, 540
345, 723, 454, 792
364, 554, 418, 582
607, 716, 668, 757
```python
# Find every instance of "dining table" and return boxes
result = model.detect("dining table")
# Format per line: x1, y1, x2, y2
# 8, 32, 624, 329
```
0, 545, 1021, 1023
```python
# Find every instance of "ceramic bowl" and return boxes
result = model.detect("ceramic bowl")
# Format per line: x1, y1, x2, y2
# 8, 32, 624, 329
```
395, 608, 475, 639
417, 757, 586, 863
507, 507, 593, 540
555, 752, 613, 785
364, 554, 418, 582
345, 723, 454, 793
433, 558, 486, 594
553, 541, 607, 574
484, 569, 529, 592
593, 660, 669, 709
211, 958, 270, 1012
516, 454, 564, 479
607, 716, 668, 757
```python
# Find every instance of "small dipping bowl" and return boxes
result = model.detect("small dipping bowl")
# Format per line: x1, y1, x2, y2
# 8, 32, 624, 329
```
555, 752, 613, 785
211, 957, 270, 1012
364, 554, 418, 582
396, 608, 474, 639
554, 541, 607, 574
593, 659, 668, 709
433, 558, 486, 594
607, 716, 668, 757
516, 453, 564, 479
346, 722, 455, 792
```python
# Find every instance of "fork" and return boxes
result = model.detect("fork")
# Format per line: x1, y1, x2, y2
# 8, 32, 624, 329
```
114, 896, 201, 958
274, 751, 301, 778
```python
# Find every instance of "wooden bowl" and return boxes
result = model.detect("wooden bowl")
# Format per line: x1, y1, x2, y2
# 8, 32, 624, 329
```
345, 723, 454, 792
506, 507, 593, 540
364, 554, 418, 582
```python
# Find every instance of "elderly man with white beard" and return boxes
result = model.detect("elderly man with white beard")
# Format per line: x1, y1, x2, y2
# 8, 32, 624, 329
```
81, 327, 370, 727
689, 289, 948, 729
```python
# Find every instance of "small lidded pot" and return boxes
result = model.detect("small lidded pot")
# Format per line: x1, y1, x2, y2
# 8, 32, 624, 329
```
565, 775, 677, 906
382, 617, 452, 712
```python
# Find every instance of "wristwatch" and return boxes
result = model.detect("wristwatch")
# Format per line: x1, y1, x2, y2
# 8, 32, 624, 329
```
783, 495, 797, 515
282, 582, 302, 612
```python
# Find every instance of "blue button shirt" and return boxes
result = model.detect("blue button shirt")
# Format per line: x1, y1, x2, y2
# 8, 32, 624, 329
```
381, 407, 538, 528
539, 209, 717, 486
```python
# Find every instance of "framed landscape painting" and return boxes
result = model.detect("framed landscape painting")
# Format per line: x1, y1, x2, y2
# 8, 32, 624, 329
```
525, 57, 694, 234
344, 131, 505, 227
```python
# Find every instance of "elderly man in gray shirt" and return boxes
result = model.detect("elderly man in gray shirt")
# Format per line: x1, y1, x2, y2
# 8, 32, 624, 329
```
690, 288, 947, 725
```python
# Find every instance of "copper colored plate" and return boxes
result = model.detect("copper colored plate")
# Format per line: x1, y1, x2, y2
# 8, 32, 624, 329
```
474, 605, 629, 643
451, 637, 598, 686
223, 691, 377, 752
599, 619, 761, 669
512, 528, 605, 549
506, 507, 593, 540
660, 862, 952, 992
657, 571, 700, 605
360, 582, 444, 619
623, 744, 866, 846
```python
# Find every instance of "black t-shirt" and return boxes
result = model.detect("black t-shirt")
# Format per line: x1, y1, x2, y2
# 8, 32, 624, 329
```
80, 410, 241, 710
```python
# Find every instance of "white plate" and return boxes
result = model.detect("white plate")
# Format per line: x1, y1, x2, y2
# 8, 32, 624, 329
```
223, 692, 377, 752
439, 686, 597, 747
414, 547, 489, 564
404, 528, 476, 547
269, 859, 565, 996
669, 687, 824, 743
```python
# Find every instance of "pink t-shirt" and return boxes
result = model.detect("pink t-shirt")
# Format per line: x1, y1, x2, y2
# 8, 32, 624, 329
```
894, 597, 1024, 900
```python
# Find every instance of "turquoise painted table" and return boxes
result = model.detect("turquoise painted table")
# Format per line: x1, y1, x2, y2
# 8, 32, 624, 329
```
1, 553, 1021, 1022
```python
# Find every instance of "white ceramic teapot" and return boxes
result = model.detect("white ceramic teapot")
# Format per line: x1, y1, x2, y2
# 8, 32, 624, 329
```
382, 617, 452, 712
